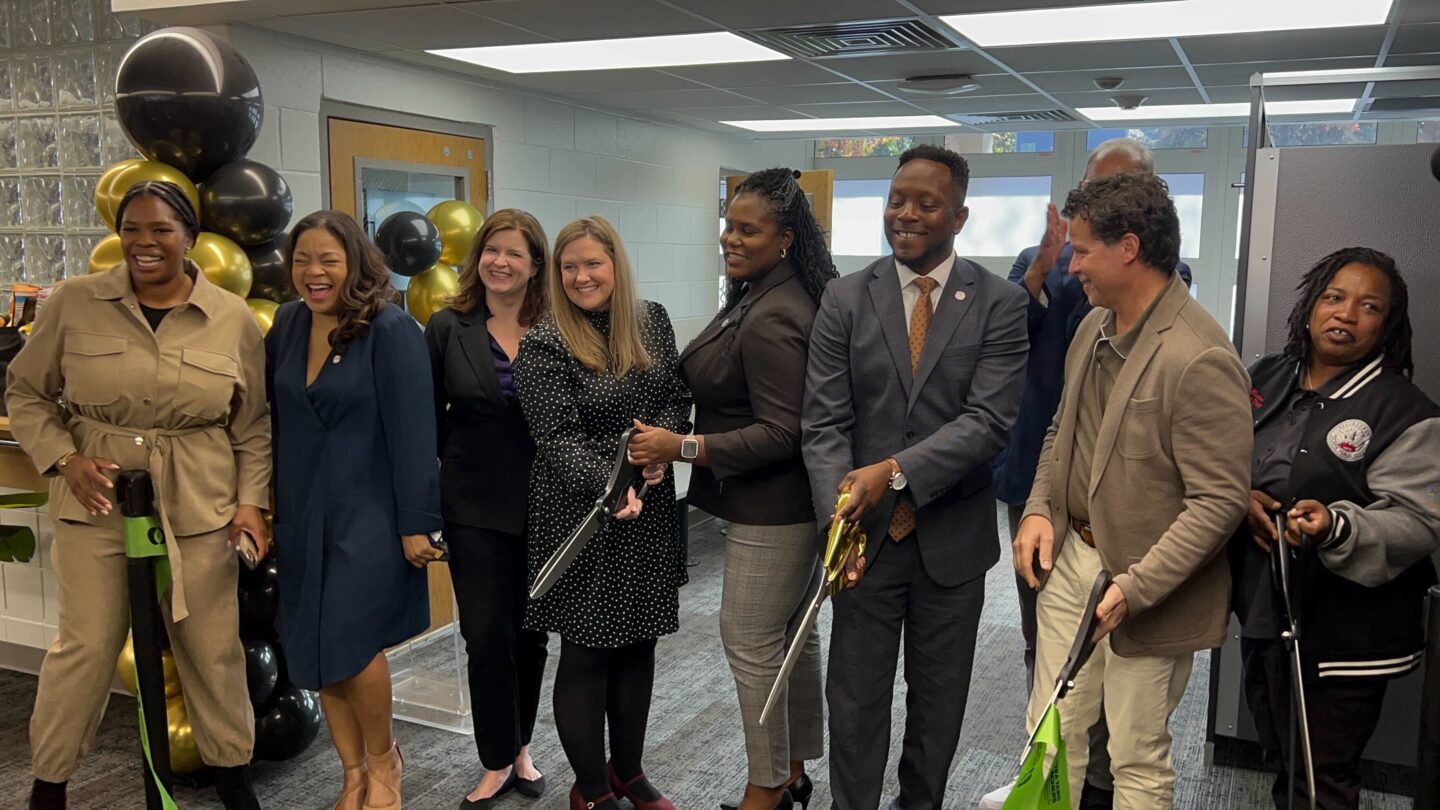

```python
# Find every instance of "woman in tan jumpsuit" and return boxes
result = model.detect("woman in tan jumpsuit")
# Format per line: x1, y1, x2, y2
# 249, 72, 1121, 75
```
6, 181, 272, 810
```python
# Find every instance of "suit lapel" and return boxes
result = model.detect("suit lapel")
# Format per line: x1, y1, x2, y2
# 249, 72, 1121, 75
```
867, 258, 913, 401
909, 258, 975, 409
456, 311, 506, 406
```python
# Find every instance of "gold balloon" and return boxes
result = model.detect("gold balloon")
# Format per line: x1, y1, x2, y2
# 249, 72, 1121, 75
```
96, 160, 201, 231
189, 233, 253, 298
166, 695, 205, 774
427, 200, 485, 265
405, 263, 460, 327
115, 637, 180, 698
88, 234, 124, 275
246, 298, 279, 336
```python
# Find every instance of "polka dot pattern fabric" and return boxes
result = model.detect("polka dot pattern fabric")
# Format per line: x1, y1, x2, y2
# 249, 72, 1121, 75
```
513, 301, 694, 648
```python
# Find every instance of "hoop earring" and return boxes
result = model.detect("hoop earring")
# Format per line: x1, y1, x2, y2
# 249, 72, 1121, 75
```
780, 247, 788, 259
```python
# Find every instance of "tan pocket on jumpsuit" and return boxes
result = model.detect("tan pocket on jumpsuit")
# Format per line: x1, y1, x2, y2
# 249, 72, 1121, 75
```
62, 332, 127, 406
174, 347, 238, 420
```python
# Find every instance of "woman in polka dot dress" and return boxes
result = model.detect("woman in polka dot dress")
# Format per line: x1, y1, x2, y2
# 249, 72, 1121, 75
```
513, 215, 691, 810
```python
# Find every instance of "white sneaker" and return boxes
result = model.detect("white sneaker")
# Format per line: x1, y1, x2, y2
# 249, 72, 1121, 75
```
978, 781, 1013, 810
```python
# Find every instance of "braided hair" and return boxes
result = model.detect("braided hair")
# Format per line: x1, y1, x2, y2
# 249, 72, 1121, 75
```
115, 181, 201, 244
726, 168, 837, 312
1284, 246, 1413, 378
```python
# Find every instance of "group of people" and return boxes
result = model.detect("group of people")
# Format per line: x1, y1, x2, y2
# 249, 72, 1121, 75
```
6, 133, 1436, 810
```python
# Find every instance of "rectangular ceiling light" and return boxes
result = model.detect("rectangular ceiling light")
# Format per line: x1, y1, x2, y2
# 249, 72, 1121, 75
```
940, 0, 1392, 48
428, 32, 788, 73
1077, 99, 1358, 122
720, 115, 957, 133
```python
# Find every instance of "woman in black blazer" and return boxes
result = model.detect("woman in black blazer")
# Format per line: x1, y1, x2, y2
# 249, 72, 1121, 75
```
425, 209, 551, 808
630, 169, 837, 810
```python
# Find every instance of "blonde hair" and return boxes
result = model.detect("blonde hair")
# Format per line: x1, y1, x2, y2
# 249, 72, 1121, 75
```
449, 208, 549, 326
548, 216, 651, 377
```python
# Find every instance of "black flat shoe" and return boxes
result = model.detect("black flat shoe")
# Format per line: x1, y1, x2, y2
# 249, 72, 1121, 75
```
29, 780, 66, 810
460, 770, 518, 808
515, 773, 546, 799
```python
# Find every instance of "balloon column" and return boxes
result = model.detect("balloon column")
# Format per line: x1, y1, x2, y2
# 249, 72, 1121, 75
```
89, 26, 295, 335
376, 199, 484, 327
99, 26, 320, 774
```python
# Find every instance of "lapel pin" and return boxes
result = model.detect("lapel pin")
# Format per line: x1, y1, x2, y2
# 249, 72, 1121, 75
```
955, 290, 967, 301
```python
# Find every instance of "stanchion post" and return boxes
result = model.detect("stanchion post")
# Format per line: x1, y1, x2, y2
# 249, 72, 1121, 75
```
118, 471, 173, 810
1417, 585, 1440, 809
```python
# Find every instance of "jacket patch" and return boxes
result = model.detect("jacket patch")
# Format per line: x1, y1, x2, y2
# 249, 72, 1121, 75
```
1327, 419, 1372, 462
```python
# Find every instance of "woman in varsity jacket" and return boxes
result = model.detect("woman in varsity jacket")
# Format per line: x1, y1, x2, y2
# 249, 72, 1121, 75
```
1230, 246, 1440, 810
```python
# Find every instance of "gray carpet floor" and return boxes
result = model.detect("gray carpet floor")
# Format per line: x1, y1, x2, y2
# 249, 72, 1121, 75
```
0, 510, 1415, 809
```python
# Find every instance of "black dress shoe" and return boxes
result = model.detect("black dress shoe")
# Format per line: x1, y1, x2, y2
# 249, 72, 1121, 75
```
461, 770, 518, 808
1079, 781, 1114, 810
213, 766, 262, 810
787, 774, 813, 810
515, 773, 546, 799
29, 780, 66, 810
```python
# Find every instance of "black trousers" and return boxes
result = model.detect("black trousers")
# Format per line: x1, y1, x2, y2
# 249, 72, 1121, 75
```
447, 524, 551, 771
1241, 637, 1389, 810
827, 534, 984, 810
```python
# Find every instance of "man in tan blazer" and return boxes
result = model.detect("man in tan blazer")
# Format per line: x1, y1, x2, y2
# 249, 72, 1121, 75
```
1012, 172, 1252, 809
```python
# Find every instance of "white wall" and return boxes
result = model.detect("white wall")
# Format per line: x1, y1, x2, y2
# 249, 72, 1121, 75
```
224, 25, 810, 343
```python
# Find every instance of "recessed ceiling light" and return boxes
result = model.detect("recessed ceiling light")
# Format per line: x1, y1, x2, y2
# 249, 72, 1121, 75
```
428, 32, 788, 73
939, 0, 1392, 48
720, 115, 958, 133
1077, 99, 1358, 122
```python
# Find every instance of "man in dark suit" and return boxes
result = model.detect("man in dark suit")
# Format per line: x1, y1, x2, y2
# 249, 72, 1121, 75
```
802, 144, 1028, 810
987, 138, 1192, 810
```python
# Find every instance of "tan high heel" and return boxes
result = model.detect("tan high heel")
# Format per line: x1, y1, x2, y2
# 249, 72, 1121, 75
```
335, 760, 367, 810
362, 743, 403, 810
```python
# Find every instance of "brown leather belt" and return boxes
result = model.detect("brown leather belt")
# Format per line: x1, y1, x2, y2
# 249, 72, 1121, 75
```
1070, 517, 1096, 548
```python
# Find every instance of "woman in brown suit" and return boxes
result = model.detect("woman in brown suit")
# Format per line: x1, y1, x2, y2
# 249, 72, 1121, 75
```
7, 181, 271, 810
629, 168, 837, 810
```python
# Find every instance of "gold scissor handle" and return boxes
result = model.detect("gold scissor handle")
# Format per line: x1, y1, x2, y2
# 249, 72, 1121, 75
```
823, 491, 867, 594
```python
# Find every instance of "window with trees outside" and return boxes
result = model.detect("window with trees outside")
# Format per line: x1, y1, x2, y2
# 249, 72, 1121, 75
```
1087, 127, 1207, 150
1251, 121, 1378, 146
814, 136, 917, 158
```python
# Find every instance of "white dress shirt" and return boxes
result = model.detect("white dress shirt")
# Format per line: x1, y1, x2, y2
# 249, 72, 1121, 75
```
896, 253, 955, 335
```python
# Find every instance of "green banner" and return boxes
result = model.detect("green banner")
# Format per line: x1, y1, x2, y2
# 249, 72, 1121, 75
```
1004, 704, 1069, 810
126, 509, 179, 809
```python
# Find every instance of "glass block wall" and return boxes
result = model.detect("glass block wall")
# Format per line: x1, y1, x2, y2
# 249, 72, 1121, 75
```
0, 0, 154, 289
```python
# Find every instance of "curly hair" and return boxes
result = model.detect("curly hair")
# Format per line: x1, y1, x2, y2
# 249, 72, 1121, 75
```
1061, 171, 1180, 275
1284, 246, 1413, 379
726, 168, 837, 311
285, 210, 394, 354
449, 208, 549, 326
115, 181, 201, 243
897, 143, 970, 200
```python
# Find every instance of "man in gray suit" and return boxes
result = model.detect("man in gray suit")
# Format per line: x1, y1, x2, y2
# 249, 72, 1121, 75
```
802, 144, 1029, 810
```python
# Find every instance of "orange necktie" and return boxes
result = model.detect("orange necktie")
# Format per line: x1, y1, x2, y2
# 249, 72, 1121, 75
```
888, 275, 936, 542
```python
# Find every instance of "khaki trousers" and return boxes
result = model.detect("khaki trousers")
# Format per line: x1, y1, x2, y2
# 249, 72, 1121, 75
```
30, 520, 254, 782
1024, 529, 1191, 810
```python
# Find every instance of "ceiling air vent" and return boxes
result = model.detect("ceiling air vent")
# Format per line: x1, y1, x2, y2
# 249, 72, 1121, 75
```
741, 19, 958, 59
949, 110, 1078, 125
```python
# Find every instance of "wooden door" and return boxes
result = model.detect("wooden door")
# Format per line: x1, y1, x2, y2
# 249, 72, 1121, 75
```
327, 117, 488, 636
725, 169, 834, 246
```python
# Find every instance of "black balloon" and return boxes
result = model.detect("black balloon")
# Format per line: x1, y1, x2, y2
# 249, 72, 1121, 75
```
200, 160, 293, 246
115, 28, 264, 181
245, 238, 295, 303
375, 211, 442, 277
252, 685, 321, 762
237, 555, 279, 640
242, 639, 279, 708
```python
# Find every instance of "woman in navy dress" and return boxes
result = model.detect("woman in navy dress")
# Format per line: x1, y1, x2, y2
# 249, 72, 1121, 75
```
267, 210, 441, 810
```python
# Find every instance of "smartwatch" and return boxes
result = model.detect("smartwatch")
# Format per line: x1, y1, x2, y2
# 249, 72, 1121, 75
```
680, 435, 699, 461
885, 457, 907, 491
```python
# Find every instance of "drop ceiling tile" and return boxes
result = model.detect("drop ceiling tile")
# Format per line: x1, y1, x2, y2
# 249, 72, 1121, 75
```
679, 105, 797, 120
664, 60, 842, 87
1180, 28, 1386, 64
1370, 79, 1440, 98
251, 17, 399, 52
1193, 57, 1378, 86
1205, 83, 1371, 103
816, 49, 997, 82
660, 0, 918, 29
454, 0, 711, 39
736, 82, 890, 104
290, 5, 544, 50
992, 40, 1181, 73
918, 93, 1065, 115
1026, 66, 1195, 94
1392, 23, 1440, 54
586, 88, 768, 109
1053, 87, 1206, 107
1401, 4, 1440, 23
1387, 53, 1440, 67
494, 69, 712, 94
783, 100, 930, 116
